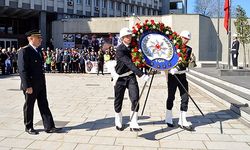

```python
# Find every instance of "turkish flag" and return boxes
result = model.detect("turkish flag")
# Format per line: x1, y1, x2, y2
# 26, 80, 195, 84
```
224, 0, 229, 33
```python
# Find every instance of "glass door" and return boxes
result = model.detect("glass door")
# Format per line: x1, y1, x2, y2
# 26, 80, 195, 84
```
0, 39, 18, 49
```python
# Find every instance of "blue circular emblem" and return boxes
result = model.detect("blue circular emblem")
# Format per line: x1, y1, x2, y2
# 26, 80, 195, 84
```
139, 32, 179, 70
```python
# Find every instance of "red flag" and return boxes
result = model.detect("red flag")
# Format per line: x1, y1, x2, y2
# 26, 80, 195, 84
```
224, 0, 229, 33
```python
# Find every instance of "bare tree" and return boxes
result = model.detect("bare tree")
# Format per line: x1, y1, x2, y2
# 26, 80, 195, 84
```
193, 0, 236, 17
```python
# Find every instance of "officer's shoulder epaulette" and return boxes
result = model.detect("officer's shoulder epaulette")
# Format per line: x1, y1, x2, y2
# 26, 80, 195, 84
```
17, 46, 28, 53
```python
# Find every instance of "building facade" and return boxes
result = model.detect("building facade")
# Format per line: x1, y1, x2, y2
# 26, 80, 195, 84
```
52, 14, 250, 66
0, 0, 189, 49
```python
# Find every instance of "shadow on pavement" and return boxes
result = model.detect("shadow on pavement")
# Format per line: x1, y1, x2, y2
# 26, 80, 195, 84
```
139, 105, 242, 141
61, 116, 150, 133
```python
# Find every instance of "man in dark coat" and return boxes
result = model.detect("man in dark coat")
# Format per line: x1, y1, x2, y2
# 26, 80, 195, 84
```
114, 27, 150, 132
17, 30, 61, 135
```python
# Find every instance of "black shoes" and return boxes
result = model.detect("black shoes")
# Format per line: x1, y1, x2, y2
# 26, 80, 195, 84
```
178, 125, 194, 131
116, 126, 124, 131
167, 123, 174, 127
130, 128, 142, 132
45, 127, 63, 133
25, 128, 39, 135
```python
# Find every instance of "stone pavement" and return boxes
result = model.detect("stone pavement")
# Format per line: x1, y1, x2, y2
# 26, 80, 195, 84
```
0, 73, 250, 150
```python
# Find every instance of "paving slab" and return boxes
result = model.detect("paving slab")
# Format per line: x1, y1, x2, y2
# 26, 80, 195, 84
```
0, 73, 249, 149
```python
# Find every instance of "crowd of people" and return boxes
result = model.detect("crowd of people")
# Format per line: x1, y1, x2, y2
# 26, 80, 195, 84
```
41, 46, 116, 74
0, 38, 117, 75
0, 47, 18, 75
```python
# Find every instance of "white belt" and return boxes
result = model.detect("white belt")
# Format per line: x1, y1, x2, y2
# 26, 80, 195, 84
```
119, 71, 133, 77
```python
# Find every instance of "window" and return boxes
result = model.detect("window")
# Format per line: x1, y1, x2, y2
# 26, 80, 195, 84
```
7, 27, 13, 34
130, 5, 134, 13
117, 2, 121, 11
142, 7, 145, 15
86, 0, 91, 6
102, 0, 107, 8
76, 0, 81, 4
110, 1, 114, 9
170, 2, 182, 9
0, 26, 5, 33
137, 6, 140, 14
95, 0, 99, 7
124, 4, 128, 11
148, 9, 151, 15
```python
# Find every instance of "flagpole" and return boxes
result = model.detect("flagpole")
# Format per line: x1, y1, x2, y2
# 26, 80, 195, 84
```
228, 0, 231, 69
216, 0, 220, 69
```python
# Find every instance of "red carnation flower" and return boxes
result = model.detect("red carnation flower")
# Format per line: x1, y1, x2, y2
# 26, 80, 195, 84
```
169, 35, 173, 40
133, 47, 138, 52
136, 24, 141, 29
175, 45, 179, 49
150, 20, 155, 25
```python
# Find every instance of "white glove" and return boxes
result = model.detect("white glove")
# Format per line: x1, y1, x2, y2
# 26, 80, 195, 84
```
233, 54, 237, 58
141, 74, 150, 82
111, 72, 119, 86
169, 68, 178, 75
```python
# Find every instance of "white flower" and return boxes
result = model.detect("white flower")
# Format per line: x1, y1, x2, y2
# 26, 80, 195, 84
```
138, 49, 142, 52
177, 49, 180, 53
140, 23, 143, 26
166, 31, 169, 34
140, 29, 143, 33
153, 25, 156, 29
173, 40, 177, 44
132, 34, 136, 37
178, 57, 182, 61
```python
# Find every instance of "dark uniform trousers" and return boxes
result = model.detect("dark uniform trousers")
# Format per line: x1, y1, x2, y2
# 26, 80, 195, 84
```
167, 73, 189, 111
231, 40, 239, 67
232, 52, 239, 67
23, 78, 55, 130
114, 74, 140, 113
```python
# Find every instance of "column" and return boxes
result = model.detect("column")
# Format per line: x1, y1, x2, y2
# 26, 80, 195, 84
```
30, 0, 34, 9
107, 0, 110, 17
5, 0, 9, 6
99, 0, 102, 17
39, 11, 47, 49
18, 0, 22, 8
114, 1, 117, 17
182, 0, 187, 14
91, 0, 94, 16
64, 0, 67, 13
42, 0, 47, 11
121, 2, 124, 16
73, 0, 77, 14
54, 0, 57, 12
82, 0, 86, 16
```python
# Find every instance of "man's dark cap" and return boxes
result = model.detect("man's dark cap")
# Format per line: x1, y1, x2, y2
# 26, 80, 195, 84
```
25, 30, 41, 37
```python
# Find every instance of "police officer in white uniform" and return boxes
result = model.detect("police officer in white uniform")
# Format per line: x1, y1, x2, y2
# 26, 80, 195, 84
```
165, 30, 193, 131
231, 34, 240, 69
114, 27, 150, 131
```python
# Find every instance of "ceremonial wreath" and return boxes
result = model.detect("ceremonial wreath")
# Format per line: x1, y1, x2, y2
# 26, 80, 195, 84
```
130, 19, 188, 70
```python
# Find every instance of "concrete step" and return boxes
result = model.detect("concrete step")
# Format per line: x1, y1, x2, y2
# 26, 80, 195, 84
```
186, 70, 250, 123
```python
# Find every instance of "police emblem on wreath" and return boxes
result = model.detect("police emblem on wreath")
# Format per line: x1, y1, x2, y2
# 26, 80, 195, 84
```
131, 19, 187, 70
139, 32, 178, 70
